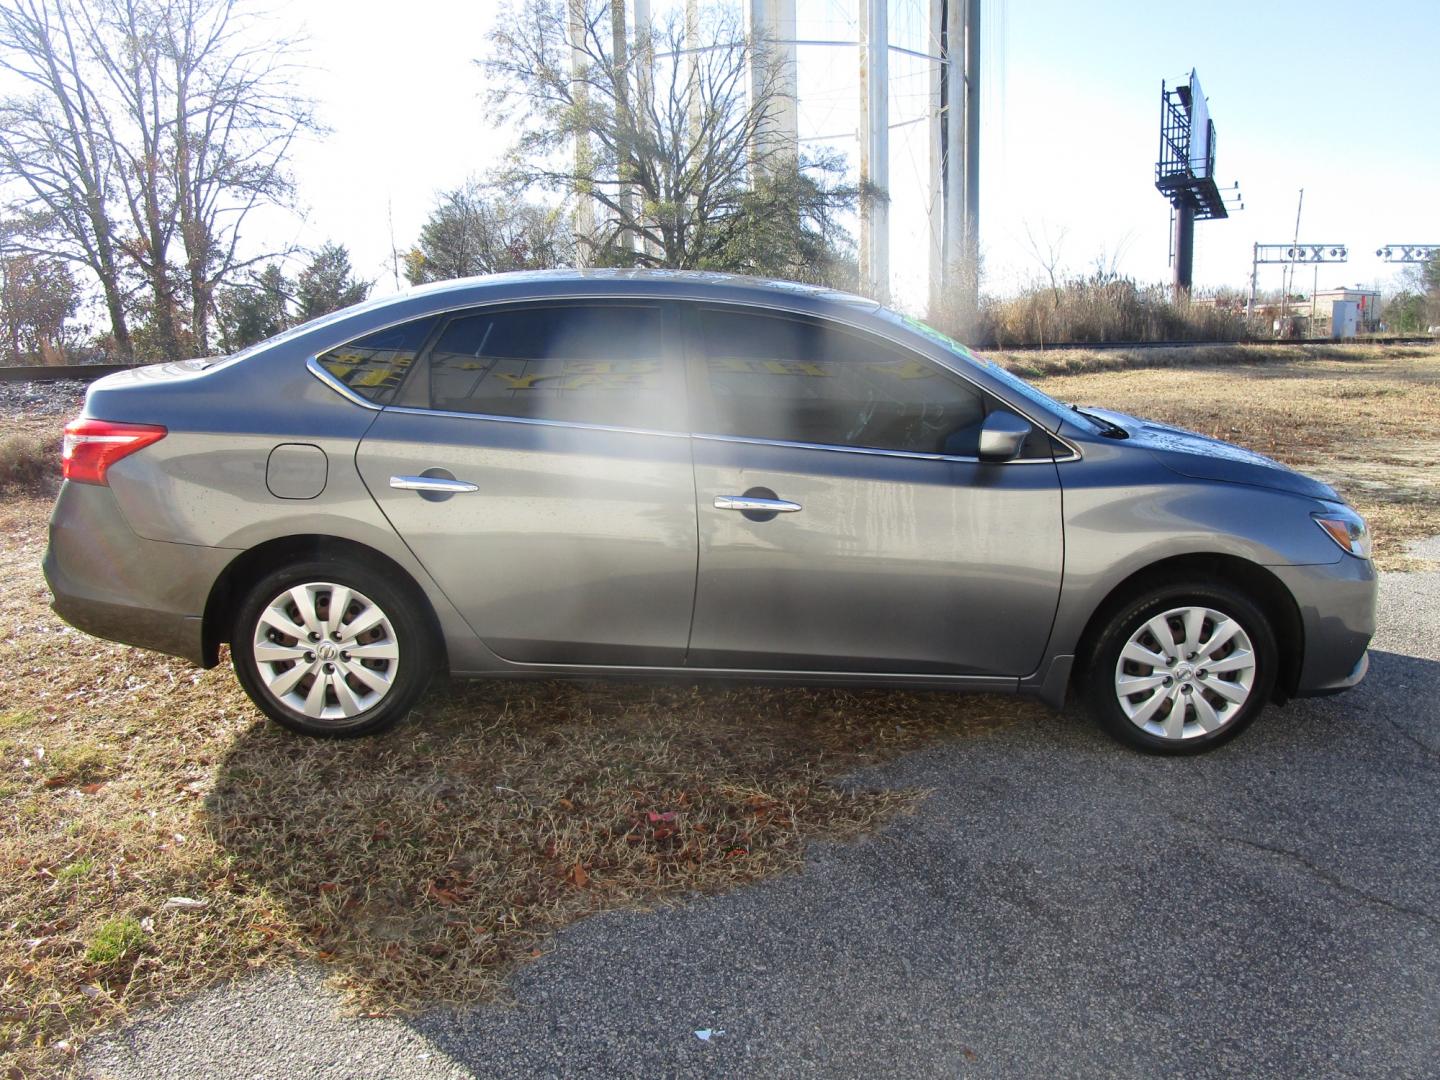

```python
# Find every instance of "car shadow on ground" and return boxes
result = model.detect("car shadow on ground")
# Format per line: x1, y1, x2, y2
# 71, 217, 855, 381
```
201, 677, 1035, 1011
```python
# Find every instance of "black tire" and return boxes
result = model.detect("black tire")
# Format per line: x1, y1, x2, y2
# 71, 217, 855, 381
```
231, 558, 435, 737
1084, 579, 1277, 755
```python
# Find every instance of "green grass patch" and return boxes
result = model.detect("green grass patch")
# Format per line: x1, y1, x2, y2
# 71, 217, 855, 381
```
55, 856, 96, 882
85, 917, 145, 966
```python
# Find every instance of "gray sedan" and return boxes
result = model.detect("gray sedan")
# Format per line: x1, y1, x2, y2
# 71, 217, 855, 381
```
43, 271, 1375, 753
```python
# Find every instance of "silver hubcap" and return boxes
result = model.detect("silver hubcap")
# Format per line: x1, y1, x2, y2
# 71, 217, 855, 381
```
251, 582, 400, 722
1114, 605, 1256, 741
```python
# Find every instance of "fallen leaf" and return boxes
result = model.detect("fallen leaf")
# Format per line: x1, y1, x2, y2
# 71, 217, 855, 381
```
162, 896, 207, 910
428, 882, 463, 905
78, 782, 105, 795
317, 882, 339, 894
568, 863, 590, 888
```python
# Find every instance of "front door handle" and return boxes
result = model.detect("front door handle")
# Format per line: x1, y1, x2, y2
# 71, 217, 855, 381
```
390, 475, 479, 494
714, 494, 802, 513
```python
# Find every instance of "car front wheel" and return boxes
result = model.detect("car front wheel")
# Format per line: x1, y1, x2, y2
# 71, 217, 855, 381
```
231, 560, 433, 737
1086, 581, 1278, 754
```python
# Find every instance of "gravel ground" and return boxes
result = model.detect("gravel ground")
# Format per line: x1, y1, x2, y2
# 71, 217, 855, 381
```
82, 563, 1440, 1080
0, 378, 87, 419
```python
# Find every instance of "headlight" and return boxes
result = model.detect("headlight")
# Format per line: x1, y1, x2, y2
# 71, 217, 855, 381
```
1313, 507, 1372, 559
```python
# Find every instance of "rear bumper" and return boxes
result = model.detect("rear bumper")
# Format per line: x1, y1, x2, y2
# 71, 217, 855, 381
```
1269, 556, 1377, 698
43, 481, 236, 665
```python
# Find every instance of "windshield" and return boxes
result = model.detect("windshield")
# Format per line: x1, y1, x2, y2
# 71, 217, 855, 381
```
885, 312, 1104, 433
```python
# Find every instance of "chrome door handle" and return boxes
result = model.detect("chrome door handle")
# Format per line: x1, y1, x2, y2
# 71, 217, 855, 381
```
390, 475, 479, 493
714, 494, 802, 513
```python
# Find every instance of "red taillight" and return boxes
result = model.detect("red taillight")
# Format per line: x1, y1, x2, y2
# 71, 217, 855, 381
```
61, 417, 167, 485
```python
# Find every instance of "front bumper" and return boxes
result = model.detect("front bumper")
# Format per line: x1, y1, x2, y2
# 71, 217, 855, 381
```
1269, 556, 1377, 697
43, 481, 236, 665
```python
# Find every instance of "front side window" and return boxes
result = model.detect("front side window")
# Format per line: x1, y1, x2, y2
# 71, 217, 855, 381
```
428, 304, 673, 430
315, 316, 438, 405
695, 308, 995, 456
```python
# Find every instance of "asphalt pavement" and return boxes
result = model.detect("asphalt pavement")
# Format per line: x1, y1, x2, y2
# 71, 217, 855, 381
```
84, 562, 1440, 1080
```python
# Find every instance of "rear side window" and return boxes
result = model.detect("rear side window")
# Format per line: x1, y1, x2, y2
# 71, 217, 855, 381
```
428, 304, 673, 429
316, 317, 437, 405
695, 308, 994, 456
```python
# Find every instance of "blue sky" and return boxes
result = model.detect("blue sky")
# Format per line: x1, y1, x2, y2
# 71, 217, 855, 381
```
237, 0, 1440, 310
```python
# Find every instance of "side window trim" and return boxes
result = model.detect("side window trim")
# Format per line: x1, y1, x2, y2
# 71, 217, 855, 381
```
689, 430, 1067, 465
308, 356, 382, 410
682, 304, 1066, 463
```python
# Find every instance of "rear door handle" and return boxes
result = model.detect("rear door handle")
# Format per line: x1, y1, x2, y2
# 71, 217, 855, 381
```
390, 475, 479, 493
714, 495, 802, 513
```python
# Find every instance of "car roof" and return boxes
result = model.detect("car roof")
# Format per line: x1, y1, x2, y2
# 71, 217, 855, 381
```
387, 268, 880, 311
228, 269, 880, 366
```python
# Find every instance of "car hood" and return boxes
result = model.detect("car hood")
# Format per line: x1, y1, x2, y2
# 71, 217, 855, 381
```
1083, 407, 1340, 501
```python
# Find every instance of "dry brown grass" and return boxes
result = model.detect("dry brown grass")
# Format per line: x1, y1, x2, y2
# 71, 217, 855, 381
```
0, 420, 59, 497
1028, 345, 1440, 570
959, 273, 1250, 348
0, 492, 1026, 1077
992, 341, 1437, 379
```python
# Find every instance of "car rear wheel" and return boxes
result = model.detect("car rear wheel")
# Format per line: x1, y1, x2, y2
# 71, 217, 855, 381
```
1085, 581, 1277, 754
231, 560, 433, 737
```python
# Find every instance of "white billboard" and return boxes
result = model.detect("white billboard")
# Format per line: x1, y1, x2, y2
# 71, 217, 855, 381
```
1188, 69, 1212, 179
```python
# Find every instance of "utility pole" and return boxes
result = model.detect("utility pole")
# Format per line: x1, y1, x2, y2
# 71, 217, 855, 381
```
928, 0, 979, 319
962, 0, 980, 301
1248, 241, 1258, 320
859, 0, 889, 302
1280, 188, 1303, 331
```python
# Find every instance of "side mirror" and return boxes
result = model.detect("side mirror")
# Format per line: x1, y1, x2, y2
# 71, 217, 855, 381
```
978, 410, 1032, 462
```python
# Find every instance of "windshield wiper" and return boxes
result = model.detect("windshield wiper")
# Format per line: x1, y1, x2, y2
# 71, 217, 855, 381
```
1070, 405, 1129, 439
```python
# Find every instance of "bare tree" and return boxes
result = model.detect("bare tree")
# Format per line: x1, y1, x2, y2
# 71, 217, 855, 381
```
1021, 220, 1067, 305
0, 0, 134, 357
0, 0, 313, 360
78, 0, 314, 355
483, 0, 856, 275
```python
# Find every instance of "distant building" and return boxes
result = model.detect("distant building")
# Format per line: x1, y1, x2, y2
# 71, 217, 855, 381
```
1295, 288, 1382, 334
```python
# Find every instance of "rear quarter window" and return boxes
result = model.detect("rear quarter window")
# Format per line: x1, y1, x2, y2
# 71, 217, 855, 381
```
315, 316, 439, 405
